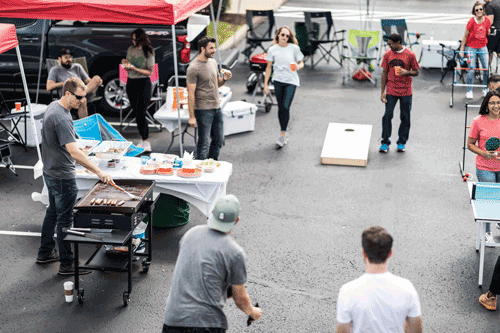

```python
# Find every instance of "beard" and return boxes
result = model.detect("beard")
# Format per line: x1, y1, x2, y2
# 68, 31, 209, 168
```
61, 62, 72, 69
204, 50, 214, 58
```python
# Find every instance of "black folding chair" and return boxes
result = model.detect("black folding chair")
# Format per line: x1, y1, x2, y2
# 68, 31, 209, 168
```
0, 91, 28, 150
242, 10, 275, 60
304, 11, 346, 69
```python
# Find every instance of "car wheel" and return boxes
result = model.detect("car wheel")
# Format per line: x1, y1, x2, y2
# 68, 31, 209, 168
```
100, 70, 132, 115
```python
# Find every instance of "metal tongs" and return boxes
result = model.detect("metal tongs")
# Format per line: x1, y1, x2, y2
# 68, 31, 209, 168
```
109, 182, 141, 200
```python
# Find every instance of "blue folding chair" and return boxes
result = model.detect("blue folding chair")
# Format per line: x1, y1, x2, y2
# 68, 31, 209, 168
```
379, 19, 422, 62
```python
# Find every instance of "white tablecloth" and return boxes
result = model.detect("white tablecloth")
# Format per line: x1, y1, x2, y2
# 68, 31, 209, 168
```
154, 89, 232, 132
32, 157, 233, 217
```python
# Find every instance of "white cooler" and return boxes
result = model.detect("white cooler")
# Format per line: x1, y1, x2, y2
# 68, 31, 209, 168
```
222, 101, 257, 136
10, 103, 47, 147
419, 39, 460, 69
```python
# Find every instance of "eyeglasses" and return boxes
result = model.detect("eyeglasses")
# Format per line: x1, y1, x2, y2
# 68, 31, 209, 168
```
280, 33, 290, 37
475, 8, 483, 12
69, 91, 85, 100
489, 101, 500, 105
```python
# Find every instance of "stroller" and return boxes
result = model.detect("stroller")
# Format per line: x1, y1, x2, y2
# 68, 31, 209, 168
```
245, 53, 275, 113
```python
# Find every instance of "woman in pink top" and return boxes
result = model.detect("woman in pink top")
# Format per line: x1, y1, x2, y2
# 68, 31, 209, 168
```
460, 1, 491, 99
468, 90, 500, 242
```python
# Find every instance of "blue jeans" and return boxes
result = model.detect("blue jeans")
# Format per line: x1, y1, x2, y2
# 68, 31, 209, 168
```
381, 94, 412, 145
465, 46, 489, 93
476, 169, 500, 233
194, 108, 224, 160
273, 81, 297, 132
38, 174, 78, 266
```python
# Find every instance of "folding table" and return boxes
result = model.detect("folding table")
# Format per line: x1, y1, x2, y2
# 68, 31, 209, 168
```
468, 182, 500, 287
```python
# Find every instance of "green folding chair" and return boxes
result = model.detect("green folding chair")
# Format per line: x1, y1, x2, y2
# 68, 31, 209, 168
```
341, 29, 380, 86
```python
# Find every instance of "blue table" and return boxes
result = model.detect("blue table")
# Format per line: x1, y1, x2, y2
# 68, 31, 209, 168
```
468, 182, 500, 286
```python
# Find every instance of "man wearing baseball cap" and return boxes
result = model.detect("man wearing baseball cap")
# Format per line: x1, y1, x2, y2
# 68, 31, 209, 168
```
163, 194, 262, 333
46, 48, 103, 119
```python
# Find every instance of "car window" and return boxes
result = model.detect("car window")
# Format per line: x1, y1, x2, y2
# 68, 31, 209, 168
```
0, 18, 37, 28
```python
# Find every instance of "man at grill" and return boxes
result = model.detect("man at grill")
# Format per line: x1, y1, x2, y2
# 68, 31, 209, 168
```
162, 194, 262, 333
36, 77, 113, 276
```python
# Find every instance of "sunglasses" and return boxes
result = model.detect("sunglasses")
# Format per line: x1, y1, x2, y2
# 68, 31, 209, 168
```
70, 91, 85, 100
475, 8, 483, 12
280, 33, 290, 37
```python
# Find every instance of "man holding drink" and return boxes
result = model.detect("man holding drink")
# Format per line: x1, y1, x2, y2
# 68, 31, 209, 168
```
380, 33, 420, 153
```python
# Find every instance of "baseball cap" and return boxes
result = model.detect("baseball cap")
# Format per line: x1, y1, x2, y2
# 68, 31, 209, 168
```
58, 48, 74, 57
207, 194, 240, 233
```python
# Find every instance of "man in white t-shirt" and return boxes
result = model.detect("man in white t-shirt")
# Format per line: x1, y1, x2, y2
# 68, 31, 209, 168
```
336, 226, 423, 333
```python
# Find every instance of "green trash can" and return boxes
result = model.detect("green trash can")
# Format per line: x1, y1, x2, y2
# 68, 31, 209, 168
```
295, 21, 319, 57
145, 193, 190, 228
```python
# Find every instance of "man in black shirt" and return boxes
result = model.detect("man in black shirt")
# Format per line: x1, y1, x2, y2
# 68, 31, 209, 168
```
486, 0, 500, 66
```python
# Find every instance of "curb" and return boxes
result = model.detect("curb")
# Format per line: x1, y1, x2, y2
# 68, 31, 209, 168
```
219, 0, 289, 51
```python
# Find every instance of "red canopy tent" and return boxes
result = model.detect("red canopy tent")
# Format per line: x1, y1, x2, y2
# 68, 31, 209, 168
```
0, 0, 220, 157
0, 23, 42, 174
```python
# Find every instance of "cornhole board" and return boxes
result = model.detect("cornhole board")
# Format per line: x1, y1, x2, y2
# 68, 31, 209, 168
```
321, 123, 372, 167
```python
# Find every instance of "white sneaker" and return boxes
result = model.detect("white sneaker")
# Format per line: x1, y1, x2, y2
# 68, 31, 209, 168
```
483, 88, 489, 97
143, 141, 151, 152
466, 91, 473, 99
486, 232, 495, 247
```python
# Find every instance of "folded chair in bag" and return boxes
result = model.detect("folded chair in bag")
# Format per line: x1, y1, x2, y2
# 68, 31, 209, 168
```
118, 63, 163, 132
242, 10, 275, 59
304, 11, 346, 69
342, 30, 380, 86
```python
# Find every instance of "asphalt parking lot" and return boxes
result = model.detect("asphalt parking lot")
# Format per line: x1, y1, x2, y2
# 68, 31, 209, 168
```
1, 0, 500, 332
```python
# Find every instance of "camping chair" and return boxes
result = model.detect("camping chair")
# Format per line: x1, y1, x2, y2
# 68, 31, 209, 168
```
45, 57, 102, 113
342, 30, 380, 86
242, 10, 275, 60
0, 90, 28, 149
304, 11, 346, 69
118, 63, 163, 132
379, 19, 422, 62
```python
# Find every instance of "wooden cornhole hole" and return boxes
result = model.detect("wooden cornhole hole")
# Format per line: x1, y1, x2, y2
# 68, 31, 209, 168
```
321, 123, 373, 167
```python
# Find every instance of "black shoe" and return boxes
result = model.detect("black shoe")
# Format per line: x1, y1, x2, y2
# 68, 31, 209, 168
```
58, 262, 92, 275
36, 249, 59, 264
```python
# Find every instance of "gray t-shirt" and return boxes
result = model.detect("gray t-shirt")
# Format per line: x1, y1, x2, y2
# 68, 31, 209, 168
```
186, 58, 220, 110
486, 0, 500, 28
41, 101, 77, 179
265, 43, 304, 87
126, 46, 155, 79
47, 64, 89, 97
164, 225, 247, 330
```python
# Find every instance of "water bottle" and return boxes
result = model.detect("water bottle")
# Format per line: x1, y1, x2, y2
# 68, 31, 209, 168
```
430, 31, 435, 42
132, 222, 147, 261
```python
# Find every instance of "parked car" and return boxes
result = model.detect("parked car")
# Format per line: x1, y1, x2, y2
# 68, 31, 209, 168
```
0, 17, 205, 114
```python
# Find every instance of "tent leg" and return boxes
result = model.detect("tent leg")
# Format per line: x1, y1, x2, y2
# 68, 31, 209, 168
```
15, 46, 42, 161
209, 3, 223, 72
171, 25, 184, 156
36, 20, 49, 104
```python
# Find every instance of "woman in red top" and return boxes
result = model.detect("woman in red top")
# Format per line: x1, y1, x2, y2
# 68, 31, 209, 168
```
468, 90, 500, 243
460, 1, 491, 99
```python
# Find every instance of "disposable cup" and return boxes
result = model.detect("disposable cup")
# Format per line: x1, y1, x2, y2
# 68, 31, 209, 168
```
394, 66, 401, 76
64, 281, 74, 303
15, 102, 21, 111
290, 63, 297, 72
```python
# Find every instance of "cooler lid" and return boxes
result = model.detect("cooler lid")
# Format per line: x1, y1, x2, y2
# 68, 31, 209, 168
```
222, 101, 258, 117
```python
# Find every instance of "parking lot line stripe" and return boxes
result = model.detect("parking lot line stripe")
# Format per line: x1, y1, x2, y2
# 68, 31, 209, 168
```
0, 230, 42, 237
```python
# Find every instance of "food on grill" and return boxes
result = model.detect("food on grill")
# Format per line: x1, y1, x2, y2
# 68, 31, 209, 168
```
102, 199, 108, 205
140, 165, 157, 175
117, 200, 125, 206
95, 198, 103, 205
112, 199, 117, 206
90, 198, 96, 205
106, 147, 125, 153
157, 164, 174, 175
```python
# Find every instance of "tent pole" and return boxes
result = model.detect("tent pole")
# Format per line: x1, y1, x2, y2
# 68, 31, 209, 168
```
15, 46, 42, 161
171, 25, 184, 156
209, 3, 223, 72
35, 19, 49, 104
